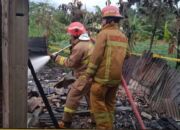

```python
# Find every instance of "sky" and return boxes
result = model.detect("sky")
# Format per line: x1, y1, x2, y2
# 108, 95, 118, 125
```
30, 0, 180, 12
30, 0, 121, 12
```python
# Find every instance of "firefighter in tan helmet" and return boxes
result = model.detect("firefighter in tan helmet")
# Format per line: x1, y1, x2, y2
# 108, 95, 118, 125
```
86, 5, 129, 130
51, 22, 94, 128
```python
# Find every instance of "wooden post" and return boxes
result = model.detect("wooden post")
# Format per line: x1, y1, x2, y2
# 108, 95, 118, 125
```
0, 0, 2, 127
1, 0, 28, 128
176, 16, 180, 68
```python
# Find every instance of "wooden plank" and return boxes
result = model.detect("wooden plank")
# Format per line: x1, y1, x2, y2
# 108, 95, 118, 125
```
2, 0, 28, 128
2, 0, 10, 127
0, 0, 2, 127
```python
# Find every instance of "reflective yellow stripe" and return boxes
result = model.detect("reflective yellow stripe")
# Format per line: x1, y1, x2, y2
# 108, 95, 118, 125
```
88, 63, 98, 69
86, 60, 97, 76
64, 107, 75, 113
104, 40, 127, 79
82, 59, 89, 65
86, 68, 95, 75
105, 46, 111, 79
56, 56, 67, 65
109, 111, 115, 123
107, 41, 128, 48
81, 43, 94, 65
79, 75, 86, 80
94, 112, 111, 124
88, 43, 94, 56
94, 77, 120, 85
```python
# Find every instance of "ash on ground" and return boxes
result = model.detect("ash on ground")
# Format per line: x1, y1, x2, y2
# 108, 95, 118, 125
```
28, 64, 180, 130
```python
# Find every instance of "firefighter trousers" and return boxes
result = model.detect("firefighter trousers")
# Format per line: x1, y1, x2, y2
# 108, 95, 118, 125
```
90, 82, 118, 130
62, 75, 91, 122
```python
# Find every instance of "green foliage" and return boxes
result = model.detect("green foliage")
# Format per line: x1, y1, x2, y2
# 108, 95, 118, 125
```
29, 2, 101, 43
29, 16, 44, 37
29, 2, 70, 43
54, 11, 71, 25
29, 1, 180, 68
133, 40, 177, 67
163, 21, 172, 41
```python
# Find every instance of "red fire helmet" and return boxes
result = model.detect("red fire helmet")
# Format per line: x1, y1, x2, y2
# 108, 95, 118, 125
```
67, 22, 87, 37
102, 5, 123, 18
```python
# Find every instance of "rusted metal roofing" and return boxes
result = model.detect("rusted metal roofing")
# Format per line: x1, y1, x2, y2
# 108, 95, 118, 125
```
123, 55, 139, 83
123, 53, 180, 120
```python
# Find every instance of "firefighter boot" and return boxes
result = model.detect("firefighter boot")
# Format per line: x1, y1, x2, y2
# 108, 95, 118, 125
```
58, 120, 72, 128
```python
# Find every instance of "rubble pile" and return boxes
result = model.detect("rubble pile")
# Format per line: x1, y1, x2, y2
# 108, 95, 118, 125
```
28, 59, 180, 129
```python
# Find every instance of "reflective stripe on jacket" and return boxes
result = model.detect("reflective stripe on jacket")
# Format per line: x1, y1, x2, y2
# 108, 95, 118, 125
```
56, 41, 94, 78
86, 23, 128, 85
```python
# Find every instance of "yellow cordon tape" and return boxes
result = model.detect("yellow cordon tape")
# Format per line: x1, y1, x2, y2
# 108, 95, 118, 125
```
49, 46, 180, 62
131, 52, 180, 62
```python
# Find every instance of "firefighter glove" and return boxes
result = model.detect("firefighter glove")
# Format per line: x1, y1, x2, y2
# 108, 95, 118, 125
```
50, 53, 58, 62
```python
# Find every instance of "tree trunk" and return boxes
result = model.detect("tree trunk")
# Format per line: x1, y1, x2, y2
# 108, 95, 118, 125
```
149, 22, 158, 51
176, 28, 180, 69
149, 7, 161, 51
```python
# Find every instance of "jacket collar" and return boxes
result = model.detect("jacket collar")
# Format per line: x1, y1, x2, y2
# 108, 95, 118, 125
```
101, 23, 119, 30
71, 39, 79, 46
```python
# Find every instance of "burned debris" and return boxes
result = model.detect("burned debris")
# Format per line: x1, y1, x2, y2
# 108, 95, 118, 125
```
27, 53, 180, 129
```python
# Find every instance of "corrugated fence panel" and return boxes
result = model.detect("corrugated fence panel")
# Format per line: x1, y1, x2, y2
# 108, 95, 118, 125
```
123, 53, 180, 120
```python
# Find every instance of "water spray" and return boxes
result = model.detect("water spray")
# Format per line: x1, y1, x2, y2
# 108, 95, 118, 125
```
28, 45, 71, 77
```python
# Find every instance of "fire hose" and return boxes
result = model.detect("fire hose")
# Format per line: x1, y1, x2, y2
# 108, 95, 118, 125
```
28, 59, 59, 128
52, 44, 72, 56
28, 45, 72, 128
121, 76, 146, 130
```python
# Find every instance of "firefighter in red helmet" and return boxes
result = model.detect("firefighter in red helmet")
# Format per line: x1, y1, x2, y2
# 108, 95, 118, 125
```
51, 22, 94, 128
86, 6, 129, 130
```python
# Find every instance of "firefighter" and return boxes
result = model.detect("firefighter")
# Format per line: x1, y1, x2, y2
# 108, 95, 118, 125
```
86, 6, 129, 130
51, 22, 94, 128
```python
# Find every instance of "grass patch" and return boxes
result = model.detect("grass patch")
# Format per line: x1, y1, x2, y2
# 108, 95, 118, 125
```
49, 40, 179, 69
133, 40, 178, 68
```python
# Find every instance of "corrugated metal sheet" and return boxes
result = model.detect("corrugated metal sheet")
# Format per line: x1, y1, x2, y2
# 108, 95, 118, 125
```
123, 53, 180, 120
123, 55, 139, 83
132, 53, 167, 87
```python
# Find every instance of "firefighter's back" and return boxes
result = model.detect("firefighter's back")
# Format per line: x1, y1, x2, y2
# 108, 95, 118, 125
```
94, 24, 128, 85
